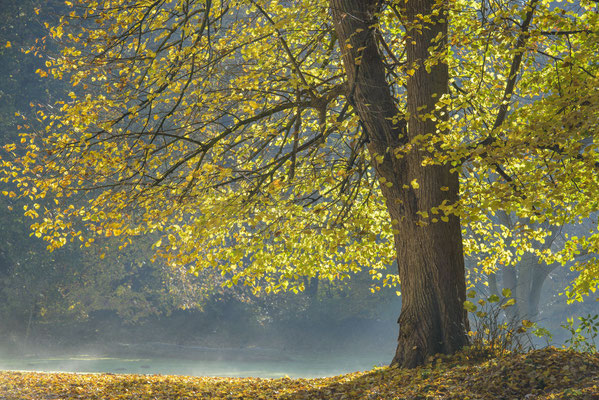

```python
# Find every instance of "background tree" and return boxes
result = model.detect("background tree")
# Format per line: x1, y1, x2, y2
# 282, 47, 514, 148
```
3, 0, 599, 368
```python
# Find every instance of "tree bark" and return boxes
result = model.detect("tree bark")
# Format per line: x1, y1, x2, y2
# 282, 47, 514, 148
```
330, 0, 469, 368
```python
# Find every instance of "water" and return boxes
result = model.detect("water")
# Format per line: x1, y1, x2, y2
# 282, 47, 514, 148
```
0, 347, 388, 378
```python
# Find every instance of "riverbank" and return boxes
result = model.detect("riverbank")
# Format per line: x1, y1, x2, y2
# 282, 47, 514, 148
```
1, 347, 597, 399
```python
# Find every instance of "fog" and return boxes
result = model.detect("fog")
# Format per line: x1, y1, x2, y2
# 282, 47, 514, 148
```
0, 292, 400, 378
0, 348, 388, 378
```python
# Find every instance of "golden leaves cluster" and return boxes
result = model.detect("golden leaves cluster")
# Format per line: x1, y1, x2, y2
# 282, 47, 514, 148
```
4, 0, 599, 298
2, 0, 394, 294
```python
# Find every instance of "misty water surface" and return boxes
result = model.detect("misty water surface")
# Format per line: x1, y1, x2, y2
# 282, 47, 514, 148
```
0, 343, 389, 378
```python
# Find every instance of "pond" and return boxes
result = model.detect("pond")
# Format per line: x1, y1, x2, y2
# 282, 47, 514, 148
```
0, 344, 389, 378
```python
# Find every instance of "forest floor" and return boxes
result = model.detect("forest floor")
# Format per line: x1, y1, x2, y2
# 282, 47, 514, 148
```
0, 347, 597, 399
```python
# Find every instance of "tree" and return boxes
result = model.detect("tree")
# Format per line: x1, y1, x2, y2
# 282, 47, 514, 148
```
3, 0, 599, 368
330, 0, 468, 366
471, 212, 597, 322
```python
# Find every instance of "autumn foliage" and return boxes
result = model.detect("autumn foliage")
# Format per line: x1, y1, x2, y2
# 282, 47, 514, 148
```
3, 0, 599, 366
3, 0, 598, 298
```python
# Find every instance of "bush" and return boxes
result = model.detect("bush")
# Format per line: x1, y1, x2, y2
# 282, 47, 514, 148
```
561, 313, 598, 353
464, 289, 551, 357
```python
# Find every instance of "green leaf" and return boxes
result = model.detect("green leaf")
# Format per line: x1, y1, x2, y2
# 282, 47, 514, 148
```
501, 298, 516, 309
487, 294, 500, 303
464, 300, 477, 312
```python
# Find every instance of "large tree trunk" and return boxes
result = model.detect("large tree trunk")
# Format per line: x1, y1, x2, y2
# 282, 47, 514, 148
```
330, 0, 469, 367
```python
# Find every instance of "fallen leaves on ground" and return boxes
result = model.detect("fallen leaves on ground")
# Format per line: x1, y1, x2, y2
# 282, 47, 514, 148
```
0, 347, 597, 399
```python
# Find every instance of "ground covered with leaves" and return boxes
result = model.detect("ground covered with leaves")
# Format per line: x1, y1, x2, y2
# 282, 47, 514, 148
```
0, 347, 597, 399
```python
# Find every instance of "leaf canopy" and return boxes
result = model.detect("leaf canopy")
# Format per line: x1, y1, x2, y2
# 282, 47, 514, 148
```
3, 0, 599, 298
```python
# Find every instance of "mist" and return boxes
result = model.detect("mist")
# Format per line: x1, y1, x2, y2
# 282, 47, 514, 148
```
0, 277, 401, 378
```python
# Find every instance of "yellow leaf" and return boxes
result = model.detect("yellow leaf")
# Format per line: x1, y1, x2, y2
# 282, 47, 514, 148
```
5, 41, 11, 48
